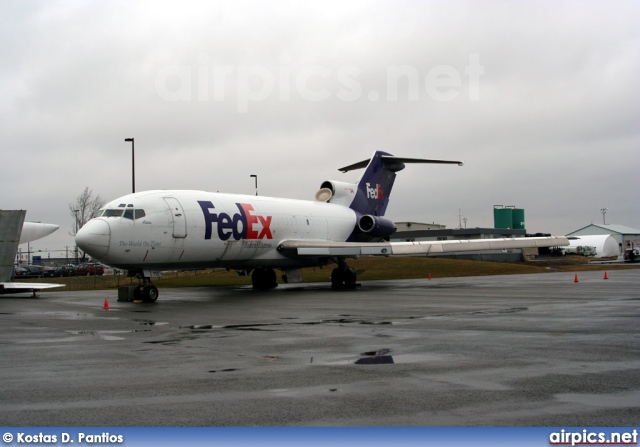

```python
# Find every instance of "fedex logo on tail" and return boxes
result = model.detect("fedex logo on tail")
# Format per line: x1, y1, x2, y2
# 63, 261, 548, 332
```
365, 183, 385, 200
198, 201, 273, 241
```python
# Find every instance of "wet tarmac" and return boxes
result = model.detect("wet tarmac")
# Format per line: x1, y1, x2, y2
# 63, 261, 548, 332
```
1, 270, 638, 426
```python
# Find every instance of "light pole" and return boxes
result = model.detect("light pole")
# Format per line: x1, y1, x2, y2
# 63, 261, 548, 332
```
600, 207, 608, 225
125, 138, 135, 193
250, 174, 258, 196
74, 209, 79, 264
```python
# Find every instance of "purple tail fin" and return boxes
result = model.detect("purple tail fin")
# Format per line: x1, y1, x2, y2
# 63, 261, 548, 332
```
339, 151, 464, 216
342, 151, 397, 216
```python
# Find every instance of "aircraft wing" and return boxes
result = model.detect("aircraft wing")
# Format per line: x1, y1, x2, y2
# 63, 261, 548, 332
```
277, 236, 569, 257
0, 282, 64, 295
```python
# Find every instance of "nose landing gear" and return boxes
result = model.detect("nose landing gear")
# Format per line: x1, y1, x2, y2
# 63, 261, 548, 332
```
119, 269, 159, 303
134, 284, 159, 302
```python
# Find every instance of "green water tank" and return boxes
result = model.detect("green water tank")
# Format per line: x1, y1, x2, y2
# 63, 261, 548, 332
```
512, 208, 525, 230
494, 207, 513, 229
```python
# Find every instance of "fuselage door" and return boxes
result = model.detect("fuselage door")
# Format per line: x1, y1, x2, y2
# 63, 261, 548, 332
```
163, 197, 187, 238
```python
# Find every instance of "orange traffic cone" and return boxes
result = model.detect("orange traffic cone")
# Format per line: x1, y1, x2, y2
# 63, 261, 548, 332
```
428, 274, 432, 280
103, 299, 109, 310
603, 271, 609, 280
574, 274, 579, 283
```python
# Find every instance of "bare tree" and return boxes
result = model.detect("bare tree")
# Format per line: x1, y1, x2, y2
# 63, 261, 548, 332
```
68, 187, 105, 237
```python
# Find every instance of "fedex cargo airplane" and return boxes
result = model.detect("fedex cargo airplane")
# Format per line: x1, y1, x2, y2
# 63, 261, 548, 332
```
76, 151, 568, 301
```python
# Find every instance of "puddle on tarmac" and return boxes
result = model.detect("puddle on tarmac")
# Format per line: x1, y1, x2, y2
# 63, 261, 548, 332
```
426, 307, 529, 318
181, 318, 393, 333
355, 355, 394, 364
133, 319, 169, 326
16, 311, 120, 321
66, 329, 151, 341
311, 348, 443, 366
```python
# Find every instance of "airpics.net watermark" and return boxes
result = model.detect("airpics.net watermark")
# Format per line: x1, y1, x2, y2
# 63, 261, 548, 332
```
154, 53, 484, 112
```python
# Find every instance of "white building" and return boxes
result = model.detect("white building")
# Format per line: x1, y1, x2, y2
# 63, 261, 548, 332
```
564, 235, 619, 258
567, 224, 640, 257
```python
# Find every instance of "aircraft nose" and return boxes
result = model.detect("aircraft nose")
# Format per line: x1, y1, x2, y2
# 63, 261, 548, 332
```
76, 219, 111, 259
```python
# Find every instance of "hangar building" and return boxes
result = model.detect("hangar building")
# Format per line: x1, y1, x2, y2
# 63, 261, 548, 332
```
567, 224, 640, 258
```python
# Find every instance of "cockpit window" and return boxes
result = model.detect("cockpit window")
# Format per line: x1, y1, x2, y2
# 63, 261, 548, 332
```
97, 208, 145, 219
103, 209, 124, 217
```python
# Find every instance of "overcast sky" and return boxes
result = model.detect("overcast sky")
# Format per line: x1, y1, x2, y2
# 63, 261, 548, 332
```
2, 0, 639, 254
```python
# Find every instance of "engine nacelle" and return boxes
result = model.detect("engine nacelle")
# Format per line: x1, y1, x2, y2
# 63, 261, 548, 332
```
315, 180, 357, 208
358, 215, 396, 239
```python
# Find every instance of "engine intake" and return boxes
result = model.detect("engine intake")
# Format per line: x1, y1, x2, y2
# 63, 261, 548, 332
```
315, 180, 357, 207
358, 215, 396, 239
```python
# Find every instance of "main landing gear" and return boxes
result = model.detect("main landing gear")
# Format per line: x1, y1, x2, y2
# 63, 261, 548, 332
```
251, 268, 278, 290
331, 259, 359, 290
249, 261, 359, 290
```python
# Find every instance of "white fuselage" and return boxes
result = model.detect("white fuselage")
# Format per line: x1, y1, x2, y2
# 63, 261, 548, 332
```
76, 190, 358, 270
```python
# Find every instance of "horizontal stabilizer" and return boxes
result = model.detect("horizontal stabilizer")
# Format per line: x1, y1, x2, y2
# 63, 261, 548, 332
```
339, 156, 463, 173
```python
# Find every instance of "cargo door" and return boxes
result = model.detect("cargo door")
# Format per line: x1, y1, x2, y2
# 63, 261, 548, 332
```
163, 197, 187, 238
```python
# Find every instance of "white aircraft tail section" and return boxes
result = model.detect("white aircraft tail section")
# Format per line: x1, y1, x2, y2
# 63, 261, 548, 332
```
0, 210, 26, 282
329, 151, 463, 217
0, 210, 63, 294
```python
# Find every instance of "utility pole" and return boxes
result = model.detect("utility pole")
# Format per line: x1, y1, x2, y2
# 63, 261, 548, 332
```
250, 174, 258, 196
125, 138, 135, 193
600, 207, 608, 225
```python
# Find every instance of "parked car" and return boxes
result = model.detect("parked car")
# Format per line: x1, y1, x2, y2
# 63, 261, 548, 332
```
75, 263, 104, 276
12, 266, 29, 279
42, 266, 58, 278
97, 264, 117, 275
14, 265, 44, 278
54, 266, 77, 277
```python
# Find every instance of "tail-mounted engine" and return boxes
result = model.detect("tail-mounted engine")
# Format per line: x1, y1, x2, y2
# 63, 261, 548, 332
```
357, 214, 396, 239
315, 180, 357, 208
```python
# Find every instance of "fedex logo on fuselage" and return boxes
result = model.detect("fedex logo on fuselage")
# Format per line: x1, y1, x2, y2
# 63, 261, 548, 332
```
198, 200, 273, 241
366, 183, 385, 200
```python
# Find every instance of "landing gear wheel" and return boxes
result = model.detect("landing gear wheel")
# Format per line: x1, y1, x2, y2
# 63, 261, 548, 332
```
143, 285, 159, 303
252, 268, 278, 290
133, 285, 145, 300
331, 267, 358, 290
344, 268, 357, 287
133, 284, 158, 302
331, 268, 343, 289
